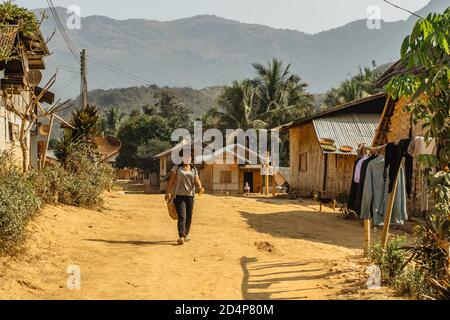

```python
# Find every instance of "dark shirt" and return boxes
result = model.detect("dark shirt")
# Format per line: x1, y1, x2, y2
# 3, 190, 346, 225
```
384, 139, 413, 196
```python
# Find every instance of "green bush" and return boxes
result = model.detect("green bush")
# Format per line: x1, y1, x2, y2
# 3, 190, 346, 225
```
60, 144, 115, 207
0, 153, 41, 253
29, 147, 115, 208
369, 235, 434, 299
393, 266, 431, 299
28, 165, 67, 205
369, 235, 409, 283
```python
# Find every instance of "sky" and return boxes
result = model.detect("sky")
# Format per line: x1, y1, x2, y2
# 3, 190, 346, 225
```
14, 0, 432, 34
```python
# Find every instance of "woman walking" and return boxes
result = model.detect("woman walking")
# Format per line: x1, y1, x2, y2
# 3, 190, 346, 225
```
165, 154, 204, 245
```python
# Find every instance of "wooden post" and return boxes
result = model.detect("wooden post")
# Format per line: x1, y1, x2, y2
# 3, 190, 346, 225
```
381, 171, 400, 248
40, 114, 55, 169
272, 174, 276, 197
364, 219, 371, 255
265, 152, 270, 196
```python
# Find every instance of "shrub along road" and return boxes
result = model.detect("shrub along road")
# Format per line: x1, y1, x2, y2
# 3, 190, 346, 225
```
0, 182, 401, 300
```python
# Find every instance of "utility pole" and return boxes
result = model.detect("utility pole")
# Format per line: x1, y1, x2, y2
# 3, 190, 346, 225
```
80, 49, 88, 109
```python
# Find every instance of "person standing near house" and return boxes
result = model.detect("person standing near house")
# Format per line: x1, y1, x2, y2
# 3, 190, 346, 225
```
244, 182, 251, 194
165, 153, 204, 245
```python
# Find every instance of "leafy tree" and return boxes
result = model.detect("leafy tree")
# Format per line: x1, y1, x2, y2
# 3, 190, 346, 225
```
103, 106, 123, 136
204, 59, 313, 164
385, 8, 450, 299
206, 80, 264, 130
116, 114, 171, 169
136, 138, 172, 172
206, 59, 313, 130
154, 89, 192, 129
324, 67, 381, 107
252, 58, 313, 127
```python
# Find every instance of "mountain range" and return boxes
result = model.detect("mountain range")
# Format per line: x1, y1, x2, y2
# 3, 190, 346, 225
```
34, 0, 448, 102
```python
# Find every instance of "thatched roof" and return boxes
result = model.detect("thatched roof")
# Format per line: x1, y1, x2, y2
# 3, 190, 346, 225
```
372, 60, 423, 88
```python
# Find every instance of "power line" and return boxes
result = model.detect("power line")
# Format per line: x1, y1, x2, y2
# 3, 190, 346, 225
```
86, 55, 153, 85
383, 0, 424, 19
53, 73, 80, 91
46, 0, 79, 60
45, 0, 154, 86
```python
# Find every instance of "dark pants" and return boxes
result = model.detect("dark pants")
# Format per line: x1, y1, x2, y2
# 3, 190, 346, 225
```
174, 196, 194, 238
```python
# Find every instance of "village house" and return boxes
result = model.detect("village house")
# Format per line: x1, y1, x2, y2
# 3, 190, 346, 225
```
155, 140, 286, 194
371, 61, 441, 217
0, 23, 53, 168
279, 93, 387, 199
195, 143, 267, 194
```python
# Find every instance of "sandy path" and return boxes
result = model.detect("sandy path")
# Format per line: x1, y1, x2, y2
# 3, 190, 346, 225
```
0, 182, 400, 300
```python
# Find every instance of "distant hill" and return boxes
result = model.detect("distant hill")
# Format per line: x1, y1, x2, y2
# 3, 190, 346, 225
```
78, 85, 223, 118
35, 0, 448, 99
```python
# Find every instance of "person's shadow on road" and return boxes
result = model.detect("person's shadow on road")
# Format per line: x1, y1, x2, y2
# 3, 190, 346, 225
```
84, 239, 177, 246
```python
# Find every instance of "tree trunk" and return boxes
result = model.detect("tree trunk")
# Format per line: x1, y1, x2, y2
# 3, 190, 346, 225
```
18, 121, 29, 174
19, 137, 29, 174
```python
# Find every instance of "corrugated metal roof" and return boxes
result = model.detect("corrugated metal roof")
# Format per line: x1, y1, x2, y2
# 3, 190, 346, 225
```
313, 113, 381, 155
275, 93, 386, 131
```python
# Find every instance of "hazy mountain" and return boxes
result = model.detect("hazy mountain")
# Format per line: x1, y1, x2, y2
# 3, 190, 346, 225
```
35, 0, 448, 100
80, 85, 223, 118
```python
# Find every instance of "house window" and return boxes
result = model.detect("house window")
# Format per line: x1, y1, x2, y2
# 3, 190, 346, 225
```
299, 153, 307, 172
8, 122, 15, 142
220, 171, 232, 184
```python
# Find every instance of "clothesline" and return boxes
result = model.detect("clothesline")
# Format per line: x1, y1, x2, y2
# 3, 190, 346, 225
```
358, 143, 388, 152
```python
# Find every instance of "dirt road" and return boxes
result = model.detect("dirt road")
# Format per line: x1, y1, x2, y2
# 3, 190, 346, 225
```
0, 182, 400, 300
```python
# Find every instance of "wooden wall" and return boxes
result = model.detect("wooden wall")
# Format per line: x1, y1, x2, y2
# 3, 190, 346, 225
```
289, 123, 323, 195
211, 163, 239, 193
200, 163, 213, 192
290, 123, 357, 199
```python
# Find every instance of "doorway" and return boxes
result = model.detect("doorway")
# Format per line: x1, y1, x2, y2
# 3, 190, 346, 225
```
243, 171, 254, 193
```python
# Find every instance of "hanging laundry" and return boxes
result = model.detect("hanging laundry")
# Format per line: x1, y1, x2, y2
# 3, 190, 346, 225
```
407, 136, 436, 214
348, 157, 362, 211
361, 155, 408, 226
384, 139, 413, 197
360, 155, 388, 225
354, 155, 370, 183
354, 155, 377, 215
392, 167, 408, 225
407, 136, 437, 157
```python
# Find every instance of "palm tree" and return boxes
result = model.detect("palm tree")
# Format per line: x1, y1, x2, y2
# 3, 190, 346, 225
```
252, 58, 313, 127
206, 80, 266, 130
324, 67, 381, 108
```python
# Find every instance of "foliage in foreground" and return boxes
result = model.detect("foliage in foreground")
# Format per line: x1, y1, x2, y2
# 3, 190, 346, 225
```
0, 153, 41, 253
369, 235, 431, 299
385, 8, 450, 300
0, 146, 115, 254
1, 104, 115, 253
